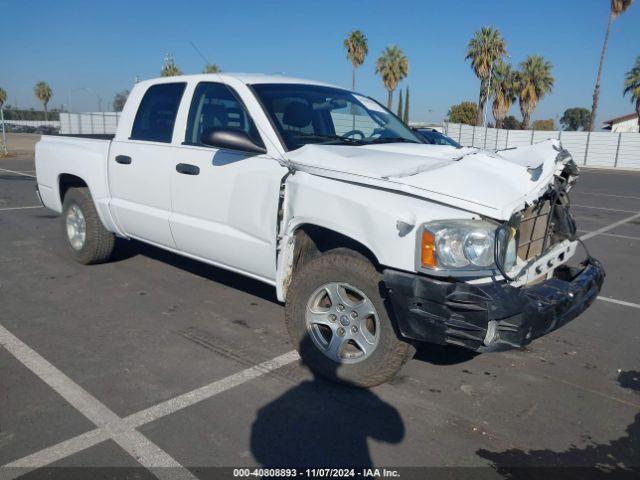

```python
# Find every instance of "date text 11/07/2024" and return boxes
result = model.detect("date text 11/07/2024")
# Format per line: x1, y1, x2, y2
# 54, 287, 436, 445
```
232, 468, 400, 477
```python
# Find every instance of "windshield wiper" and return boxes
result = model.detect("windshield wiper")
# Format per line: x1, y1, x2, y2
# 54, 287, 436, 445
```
294, 133, 364, 145
365, 137, 419, 144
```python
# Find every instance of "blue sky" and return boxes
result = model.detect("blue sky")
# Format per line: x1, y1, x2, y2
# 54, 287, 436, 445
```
1, 0, 638, 127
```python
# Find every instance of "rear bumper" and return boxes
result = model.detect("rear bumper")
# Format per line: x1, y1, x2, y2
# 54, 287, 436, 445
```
383, 258, 605, 352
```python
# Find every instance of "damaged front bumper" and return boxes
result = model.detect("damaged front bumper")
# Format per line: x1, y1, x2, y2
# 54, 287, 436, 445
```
383, 258, 605, 352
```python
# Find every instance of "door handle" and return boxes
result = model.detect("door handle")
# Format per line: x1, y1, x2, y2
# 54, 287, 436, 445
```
176, 163, 200, 175
115, 155, 132, 165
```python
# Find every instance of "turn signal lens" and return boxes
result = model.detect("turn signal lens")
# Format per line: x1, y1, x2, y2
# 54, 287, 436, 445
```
421, 230, 437, 268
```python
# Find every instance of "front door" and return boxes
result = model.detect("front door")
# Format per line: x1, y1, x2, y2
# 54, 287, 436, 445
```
169, 82, 287, 282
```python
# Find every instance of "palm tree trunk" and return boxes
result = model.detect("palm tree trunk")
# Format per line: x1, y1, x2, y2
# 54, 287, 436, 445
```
636, 100, 640, 130
44, 103, 48, 121
476, 88, 484, 126
589, 11, 614, 132
387, 90, 393, 110
522, 111, 530, 130
352, 67, 356, 91
476, 79, 485, 126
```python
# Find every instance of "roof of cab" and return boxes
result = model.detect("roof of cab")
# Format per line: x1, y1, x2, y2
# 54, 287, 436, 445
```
135, 73, 341, 89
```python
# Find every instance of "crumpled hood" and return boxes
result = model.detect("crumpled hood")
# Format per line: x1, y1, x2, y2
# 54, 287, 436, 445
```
286, 139, 567, 220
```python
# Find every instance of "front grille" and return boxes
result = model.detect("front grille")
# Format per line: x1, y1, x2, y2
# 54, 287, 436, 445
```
517, 200, 554, 261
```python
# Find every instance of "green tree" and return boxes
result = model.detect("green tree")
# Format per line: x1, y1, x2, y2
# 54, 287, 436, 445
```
532, 119, 555, 131
161, 53, 182, 77
517, 55, 554, 129
203, 63, 221, 73
375, 45, 409, 109
403, 87, 410, 123
34, 81, 53, 121
490, 61, 518, 129
589, 0, 635, 131
0, 87, 6, 108
502, 115, 520, 130
344, 30, 368, 91
465, 27, 507, 126
560, 107, 591, 131
447, 101, 478, 125
113, 90, 129, 112
397, 89, 404, 119
624, 55, 640, 129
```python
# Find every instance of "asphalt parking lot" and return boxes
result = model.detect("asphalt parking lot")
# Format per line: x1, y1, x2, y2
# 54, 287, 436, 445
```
1, 145, 639, 479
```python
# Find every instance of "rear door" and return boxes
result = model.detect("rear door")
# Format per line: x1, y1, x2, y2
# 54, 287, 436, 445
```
169, 81, 287, 281
108, 82, 186, 248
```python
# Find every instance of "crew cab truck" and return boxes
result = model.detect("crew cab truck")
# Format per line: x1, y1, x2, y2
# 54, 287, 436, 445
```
35, 74, 604, 387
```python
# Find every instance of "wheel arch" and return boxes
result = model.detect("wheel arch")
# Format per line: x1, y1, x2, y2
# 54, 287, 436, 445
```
276, 222, 382, 302
58, 173, 88, 203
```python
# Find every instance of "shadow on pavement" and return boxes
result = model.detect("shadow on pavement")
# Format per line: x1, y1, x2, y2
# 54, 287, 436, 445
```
110, 238, 278, 303
476, 370, 640, 479
250, 335, 404, 469
413, 343, 478, 365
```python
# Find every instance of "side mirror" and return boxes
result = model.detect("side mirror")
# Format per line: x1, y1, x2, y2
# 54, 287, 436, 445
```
200, 128, 267, 155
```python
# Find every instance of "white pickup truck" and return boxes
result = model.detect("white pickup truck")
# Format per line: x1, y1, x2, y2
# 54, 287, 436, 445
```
35, 74, 604, 387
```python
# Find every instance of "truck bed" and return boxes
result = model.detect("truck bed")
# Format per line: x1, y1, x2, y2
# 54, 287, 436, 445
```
35, 134, 112, 216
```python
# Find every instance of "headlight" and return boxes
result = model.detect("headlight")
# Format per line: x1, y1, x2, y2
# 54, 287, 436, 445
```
419, 220, 501, 274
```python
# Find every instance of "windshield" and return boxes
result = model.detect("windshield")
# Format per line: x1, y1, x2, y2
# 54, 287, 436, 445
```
252, 83, 422, 151
415, 129, 461, 148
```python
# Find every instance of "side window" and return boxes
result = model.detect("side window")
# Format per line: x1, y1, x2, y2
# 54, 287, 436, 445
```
185, 82, 263, 147
130, 83, 186, 143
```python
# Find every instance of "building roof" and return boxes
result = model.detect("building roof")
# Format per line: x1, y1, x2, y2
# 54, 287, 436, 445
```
603, 112, 639, 125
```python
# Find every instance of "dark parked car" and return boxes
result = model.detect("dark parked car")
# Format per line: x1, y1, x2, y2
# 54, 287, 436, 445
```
413, 128, 461, 147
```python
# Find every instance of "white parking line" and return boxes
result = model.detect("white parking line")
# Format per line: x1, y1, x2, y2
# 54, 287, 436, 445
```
0, 321, 299, 477
0, 323, 198, 480
0, 205, 43, 211
571, 191, 640, 201
597, 296, 640, 309
572, 204, 639, 214
579, 212, 640, 241
0, 167, 36, 178
577, 229, 640, 241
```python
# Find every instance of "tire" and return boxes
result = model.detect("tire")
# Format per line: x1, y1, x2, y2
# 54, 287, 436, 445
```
61, 187, 115, 264
285, 248, 415, 387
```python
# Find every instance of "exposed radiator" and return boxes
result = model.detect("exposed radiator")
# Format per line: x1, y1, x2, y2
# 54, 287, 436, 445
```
517, 200, 553, 261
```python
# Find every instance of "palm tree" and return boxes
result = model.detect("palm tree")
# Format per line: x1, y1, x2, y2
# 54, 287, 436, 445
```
161, 53, 182, 77
624, 56, 640, 129
517, 55, 554, 129
490, 61, 518, 129
0, 87, 6, 108
34, 81, 53, 121
403, 87, 410, 123
465, 27, 507, 126
375, 46, 409, 109
203, 63, 221, 73
589, 0, 635, 131
344, 30, 368, 91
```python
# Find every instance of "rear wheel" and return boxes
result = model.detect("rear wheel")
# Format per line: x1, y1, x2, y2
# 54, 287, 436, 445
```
285, 248, 415, 387
61, 187, 115, 264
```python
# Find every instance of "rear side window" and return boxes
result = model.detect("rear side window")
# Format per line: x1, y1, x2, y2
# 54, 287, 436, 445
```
130, 83, 186, 143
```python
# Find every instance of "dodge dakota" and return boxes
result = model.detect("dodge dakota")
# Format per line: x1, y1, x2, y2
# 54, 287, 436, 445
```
35, 74, 604, 387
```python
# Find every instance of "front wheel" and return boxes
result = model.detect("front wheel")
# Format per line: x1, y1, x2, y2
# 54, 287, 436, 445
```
285, 248, 415, 387
61, 187, 115, 264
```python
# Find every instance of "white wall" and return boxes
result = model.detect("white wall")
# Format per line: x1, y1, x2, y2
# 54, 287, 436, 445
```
444, 122, 640, 170
59, 112, 121, 134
